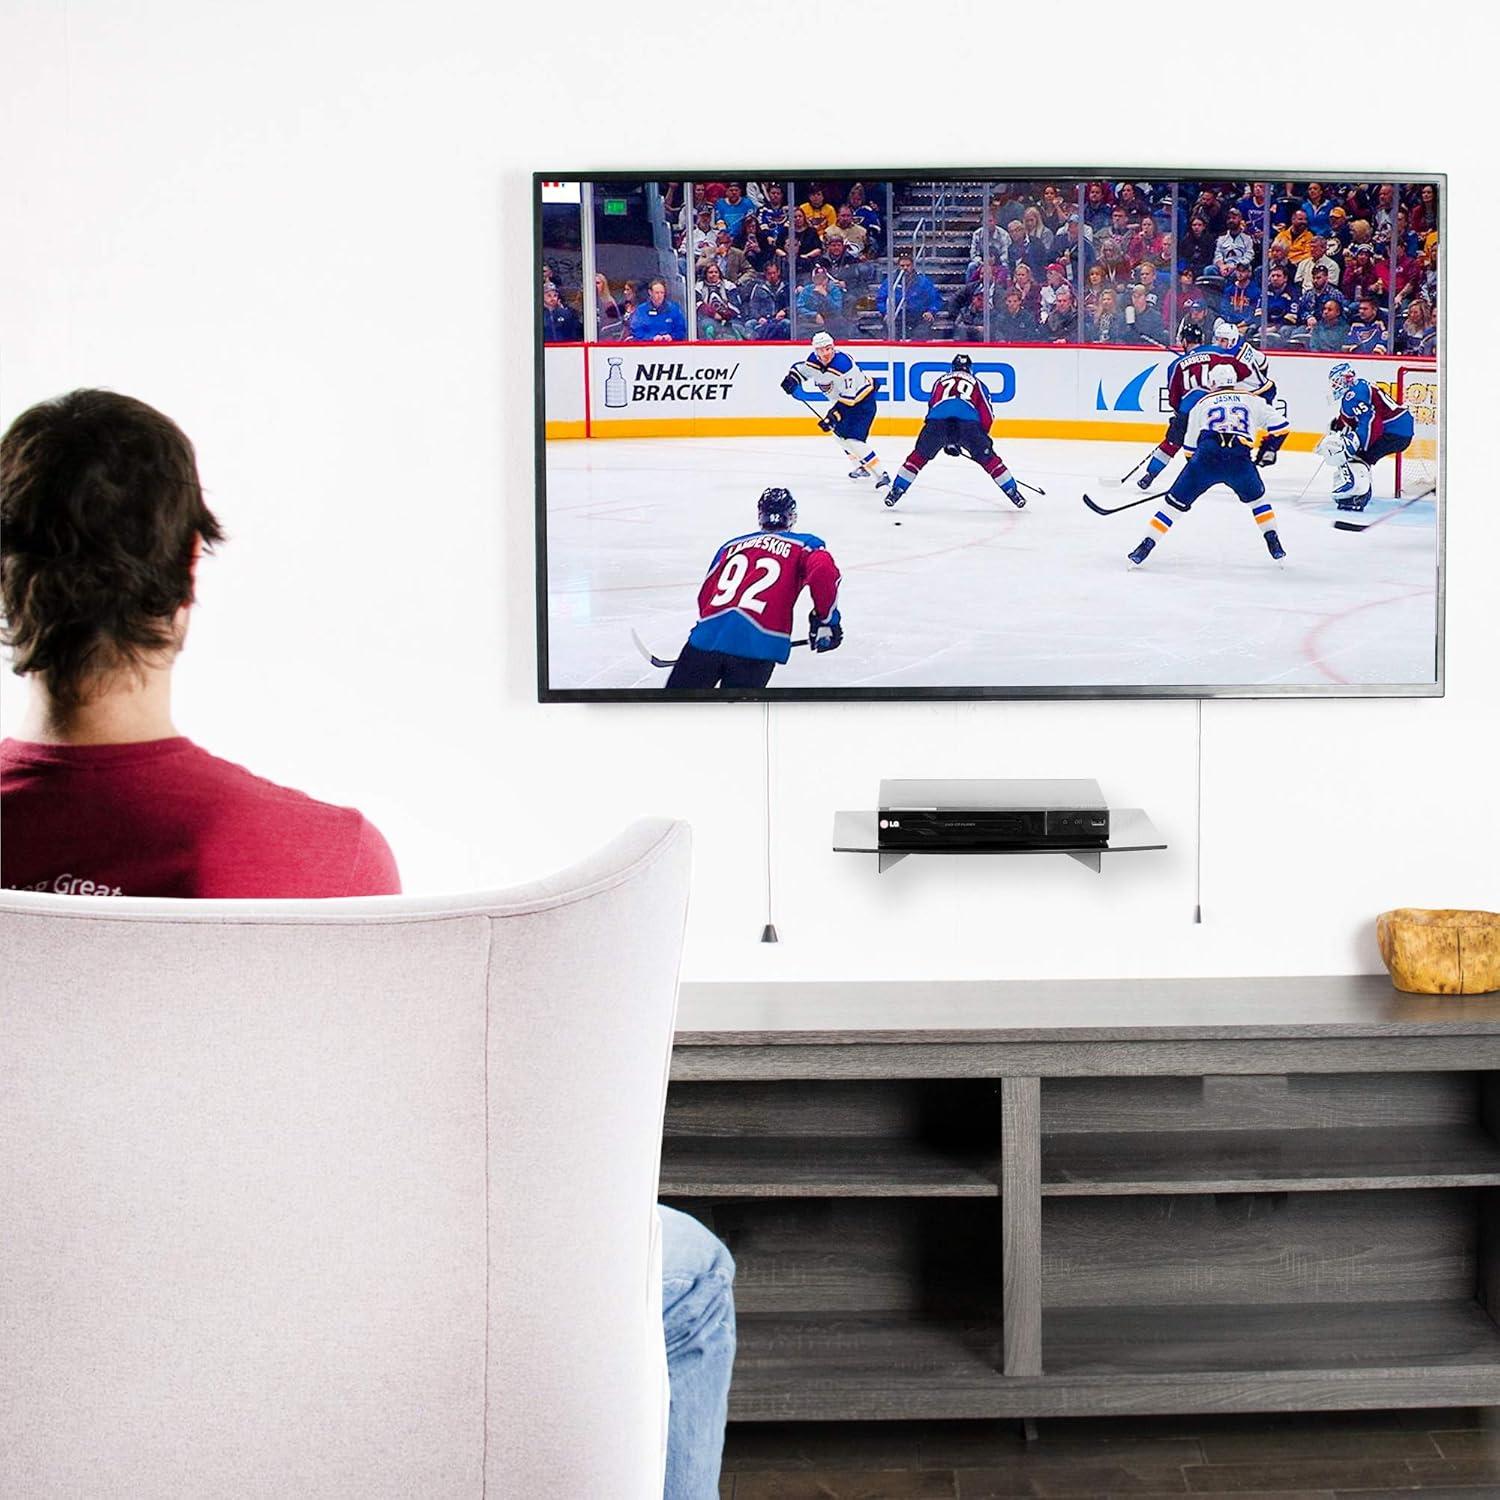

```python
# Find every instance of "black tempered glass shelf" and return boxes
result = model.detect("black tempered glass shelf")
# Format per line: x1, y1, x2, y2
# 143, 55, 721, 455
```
833, 808, 1166, 873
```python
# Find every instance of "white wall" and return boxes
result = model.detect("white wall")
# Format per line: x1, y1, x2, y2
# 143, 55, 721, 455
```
2, 1, 1494, 981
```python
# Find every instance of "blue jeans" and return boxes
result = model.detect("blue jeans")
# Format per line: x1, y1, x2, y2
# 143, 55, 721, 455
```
659, 1205, 736, 1499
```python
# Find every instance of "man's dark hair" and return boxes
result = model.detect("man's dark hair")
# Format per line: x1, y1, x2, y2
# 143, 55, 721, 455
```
1, 389, 224, 714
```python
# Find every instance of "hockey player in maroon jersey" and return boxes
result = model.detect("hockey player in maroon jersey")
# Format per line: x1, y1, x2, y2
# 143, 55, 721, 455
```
664, 487, 842, 690
884, 354, 1027, 508
1133, 319, 1261, 491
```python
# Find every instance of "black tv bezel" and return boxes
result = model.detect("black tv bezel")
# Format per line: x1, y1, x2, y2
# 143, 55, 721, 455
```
533, 166, 1446, 704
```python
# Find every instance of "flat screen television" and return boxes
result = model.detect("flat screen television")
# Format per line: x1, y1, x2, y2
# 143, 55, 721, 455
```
534, 169, 1444, 701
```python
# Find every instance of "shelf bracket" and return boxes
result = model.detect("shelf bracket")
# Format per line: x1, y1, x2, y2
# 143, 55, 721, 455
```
877, 849, 909, 874
1064, 849, 1103, 873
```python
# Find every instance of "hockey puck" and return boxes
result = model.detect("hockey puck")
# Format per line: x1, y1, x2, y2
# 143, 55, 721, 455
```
894, 520, 902, 526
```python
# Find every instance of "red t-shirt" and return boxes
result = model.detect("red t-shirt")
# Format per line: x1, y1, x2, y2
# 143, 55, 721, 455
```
1, 737, 401, 899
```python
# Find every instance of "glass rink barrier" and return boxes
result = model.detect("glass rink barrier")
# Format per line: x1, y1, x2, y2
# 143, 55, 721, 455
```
541, 175, 1438, 360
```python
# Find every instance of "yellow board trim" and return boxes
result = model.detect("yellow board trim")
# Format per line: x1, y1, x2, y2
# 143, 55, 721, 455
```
547, 415, 1329, 450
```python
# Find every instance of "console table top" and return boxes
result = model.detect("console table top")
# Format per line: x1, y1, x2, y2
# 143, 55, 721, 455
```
675, 975, 1500, 1046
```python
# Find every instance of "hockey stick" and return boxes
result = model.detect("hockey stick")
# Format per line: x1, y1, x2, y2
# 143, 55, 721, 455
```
786, 384, 833, 433
631, 628, 809, 669
1332, 494, 1429, 534
1082, 487, 1173, 516
1118, 451, 1153, 483
1014, 478, 1047, 498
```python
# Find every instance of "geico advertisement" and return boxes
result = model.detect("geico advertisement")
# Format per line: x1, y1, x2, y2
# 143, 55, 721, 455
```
564, 344, 1427, 432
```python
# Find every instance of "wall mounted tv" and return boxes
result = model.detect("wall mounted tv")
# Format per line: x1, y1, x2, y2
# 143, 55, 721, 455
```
534, 169, 1443, 701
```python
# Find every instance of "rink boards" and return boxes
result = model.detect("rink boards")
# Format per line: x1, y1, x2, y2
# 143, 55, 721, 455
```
542, 341, 1434, 449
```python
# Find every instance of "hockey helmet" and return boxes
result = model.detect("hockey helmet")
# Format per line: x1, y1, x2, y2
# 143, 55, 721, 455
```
758, 486, 797, 532
1178, 317, 1204, 348
1327, 361, 1358, 397
950, 353, 974, 373
1212, 318, 1239, 347
1207, 363, 1239, 390
810, 331, 836, 355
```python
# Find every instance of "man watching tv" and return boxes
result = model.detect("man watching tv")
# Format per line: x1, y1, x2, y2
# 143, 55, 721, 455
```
0, 388, 736, 1499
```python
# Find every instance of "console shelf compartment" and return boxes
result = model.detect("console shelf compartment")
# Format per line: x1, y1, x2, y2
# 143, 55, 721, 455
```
669, 978, 1500, 1422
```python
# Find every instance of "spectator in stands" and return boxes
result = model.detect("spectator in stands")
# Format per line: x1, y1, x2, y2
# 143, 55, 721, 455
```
696, 264, 745, 340
1264, 236, 1294, 290
967, 206, 1012, 278
877, 250, 941, 340
1115, 182, 1150, 223
1326, 205, 1351, 253
1083, 180, 1114, 233
1213, 209, 1256, 279
1409, 182, 1438, 235
757, 184, 790, 251
1297, 265, 1345, 328
1237, 182, 1269, 238
595, 273, 625, 341
541, 284, 582, 342
689, 204, 717, 264
1096, 236, 1131, 289
792, 209, 823, 269
1308, 298, 1351, 352
1044, 283, 1079, 343
1039, 261, 1069, 319
819, 234, 868, 306
1038, 183, 1070, 235
1187, 186, 1228, 235
1294, 234, 1342, 292
743, 260, 789, 340
1054, 215, 1094, 278
1274, 210, 1315, 263
1396, 242, 1436, 308
1180, 214, 1217, 276
845, 182, 883, 256
798, 186, 837, 236
1262, 266, 1300, 345
952, 286, 988, 343
1302, 182, 1333, 236
713, 182, 755, 241
1372, 183, 1397, 239
1396, 299, 1435, 356
795, 263, 849, 339
1123, 284, 1168, 346
1181, 298, 1212, 347
1135, 256, 1170, 304
1086, 287, 1126, 344
629, 277, 686, 342
1129, 213, 1169, 269
1082, 263, 1108, 319
1010, 262, 1041, 318
1013, 207, 1054, 277
740, 222, 777, 279
991, 286, 1036, 344
1221, 263, 1259, 332
835, 205, 867, 258
1107, 205, 1134, 246
1345, 297, 1388, 355
698, 228, 750, 285
620, 279, 642, 324
1343, 245, 1389, 306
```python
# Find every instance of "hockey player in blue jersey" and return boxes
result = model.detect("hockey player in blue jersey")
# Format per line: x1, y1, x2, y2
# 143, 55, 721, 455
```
1316, 362, 1417, 511
884, 354, 1026, 508
1128, 364, 1290, 567
780, 331, 891, 489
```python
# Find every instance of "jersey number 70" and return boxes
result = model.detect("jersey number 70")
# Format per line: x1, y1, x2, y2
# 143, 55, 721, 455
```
708, 552, 783, 614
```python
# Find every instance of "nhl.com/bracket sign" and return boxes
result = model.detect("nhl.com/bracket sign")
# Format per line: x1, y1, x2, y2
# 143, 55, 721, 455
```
599, 354, 1016, 411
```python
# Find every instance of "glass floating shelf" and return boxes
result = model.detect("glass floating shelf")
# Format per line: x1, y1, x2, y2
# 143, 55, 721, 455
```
833, 808, 1166, 873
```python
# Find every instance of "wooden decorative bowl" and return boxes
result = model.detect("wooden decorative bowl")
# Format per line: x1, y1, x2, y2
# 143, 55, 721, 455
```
1377, 909, 1500, 995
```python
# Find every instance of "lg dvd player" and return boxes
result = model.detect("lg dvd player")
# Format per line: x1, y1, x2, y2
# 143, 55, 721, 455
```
877, 779, 1110, 851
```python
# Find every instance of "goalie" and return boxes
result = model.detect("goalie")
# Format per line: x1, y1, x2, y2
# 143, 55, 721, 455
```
780, 332, 890, 490
1318, 362, 1417, 512
883, 354, 1026, 509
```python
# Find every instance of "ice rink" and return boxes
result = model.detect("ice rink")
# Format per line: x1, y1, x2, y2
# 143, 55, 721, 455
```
542, 435, 1440, 692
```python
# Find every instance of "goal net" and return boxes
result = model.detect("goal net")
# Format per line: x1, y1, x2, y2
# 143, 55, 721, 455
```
1395, 365, 1438, 498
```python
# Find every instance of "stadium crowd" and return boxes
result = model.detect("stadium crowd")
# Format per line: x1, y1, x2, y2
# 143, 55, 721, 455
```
540, 179, 1439, 355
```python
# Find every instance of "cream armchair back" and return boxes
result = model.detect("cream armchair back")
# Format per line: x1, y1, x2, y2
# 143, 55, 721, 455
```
1, 818, 691, 1499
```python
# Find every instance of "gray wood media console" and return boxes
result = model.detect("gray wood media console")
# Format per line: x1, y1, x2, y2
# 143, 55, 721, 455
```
663, 977, 1500, 1421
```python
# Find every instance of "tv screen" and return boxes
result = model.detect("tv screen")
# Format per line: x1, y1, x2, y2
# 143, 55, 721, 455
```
535, 170, 1443, 701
